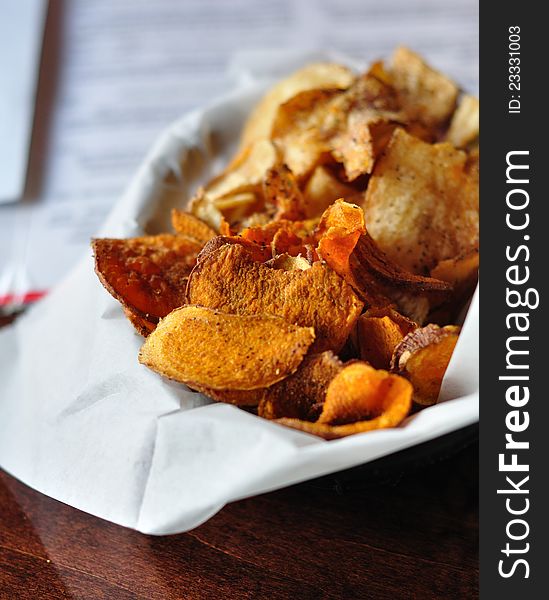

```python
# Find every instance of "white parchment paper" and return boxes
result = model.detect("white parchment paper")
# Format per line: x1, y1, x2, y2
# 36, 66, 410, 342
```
0, 51, 478, 534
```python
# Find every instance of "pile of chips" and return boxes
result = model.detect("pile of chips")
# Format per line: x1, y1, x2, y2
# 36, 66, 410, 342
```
93, 47, 478, 438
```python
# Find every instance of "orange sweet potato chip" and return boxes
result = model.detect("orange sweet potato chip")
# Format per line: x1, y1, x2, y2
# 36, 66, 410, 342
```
316, 200, 452, 319
123, 306, 156, 337
186, 243, 363, 353
276, 361, 412, 439
258, 351, 343, 420
391, 324, 460, 405
171, 209, 217, 243
356, 307, 417, 369
93, 234, 202, 324
139, 305, 315, 390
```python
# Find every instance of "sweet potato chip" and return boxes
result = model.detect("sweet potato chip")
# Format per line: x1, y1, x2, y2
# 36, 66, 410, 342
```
93, 234, 202, 323
316, 199, 366, 281
362, 128, 479, 275
188, 385, 264, 407
239, 62, 355, 150
445, 95, 479, 149
357, 308, 417, 369
276, 361, 412, 439
258, 351, 343, 420
303, 166, 357, 218
389, 46, 458, 130
266, 254, 311, 271
196, 235, 273, 265
391, 324, 460, 405
123, 307, 156, 337
171, 210, 217, 243
316, 200, 452, 317
139, 305, 315, 390
186, 243, 363, 353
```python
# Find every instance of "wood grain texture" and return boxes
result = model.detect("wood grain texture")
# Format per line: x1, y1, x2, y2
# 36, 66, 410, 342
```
0, 440, 478, 599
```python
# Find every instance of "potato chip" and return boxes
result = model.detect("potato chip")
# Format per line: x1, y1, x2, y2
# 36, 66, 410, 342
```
328, 73, 402, 179
93, 234, 202, 323
272, 73, 402, 181
139, 305, 315, 390
262, 164, 307, 221
240, 62, 355, 150
303, 165, 357, 218
331, 111, 398, 180
214, 192, 263, 226
389, 46, 458, 129
276, 361, 412, 439
445, 95, 479, 149
198, 139, 278, 209
171, 210, 217, 243
186, 243, 363, 353
258, 351, 343, 420
362, 128, 479, 275
272, 88, 341, 179
391, 324, 460, 405
356, 307, 417, 369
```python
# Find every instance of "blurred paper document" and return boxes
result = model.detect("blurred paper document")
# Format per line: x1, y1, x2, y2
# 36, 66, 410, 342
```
0, 0, 47, 203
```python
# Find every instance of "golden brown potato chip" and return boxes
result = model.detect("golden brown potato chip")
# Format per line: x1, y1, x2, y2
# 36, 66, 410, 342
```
445, 95, 479, 149
240, 62, 355, 150
171, 210, 217, 243
331, 111, 398, 181
276, 361, 412, 439
258, 351, 343, 420
303, 166, 357, 218
93, 234, 202, 323
186, 243, 363, 353
188, 189, 225, 231
214, 192, 263, 226
391, 324, 460, 405
272, 73, 402, 181
362, 128, 479, 275
262, 164, 307, 221
356, 308, 417, 369
139, 305, 315, 390
208, 139, 278, 200
389, 46, 458, 129
272, 88, 341, 179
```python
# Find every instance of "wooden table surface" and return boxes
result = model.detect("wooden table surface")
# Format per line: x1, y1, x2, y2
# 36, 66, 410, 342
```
0, 432, 478, 599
